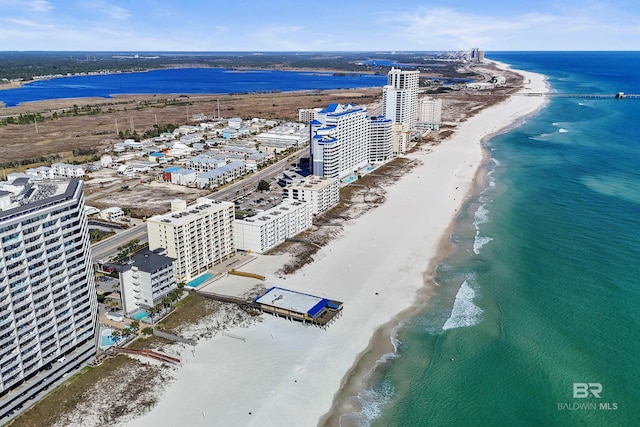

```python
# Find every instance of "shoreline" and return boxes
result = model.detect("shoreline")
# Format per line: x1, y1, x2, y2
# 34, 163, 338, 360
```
122, 62, 549, 427
321, 62, 551, 425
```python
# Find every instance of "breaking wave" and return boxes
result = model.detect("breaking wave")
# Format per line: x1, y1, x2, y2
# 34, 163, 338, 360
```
442, 279, 483, 330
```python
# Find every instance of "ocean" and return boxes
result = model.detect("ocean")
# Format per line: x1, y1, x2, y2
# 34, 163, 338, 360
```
346, 52, 640, 427
0, 68, 387, 107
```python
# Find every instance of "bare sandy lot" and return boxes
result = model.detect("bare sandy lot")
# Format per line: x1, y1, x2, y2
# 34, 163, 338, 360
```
0, 88, 382, 167
84, 169, 209, 217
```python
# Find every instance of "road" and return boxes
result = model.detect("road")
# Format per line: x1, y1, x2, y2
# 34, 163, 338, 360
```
207, 148, 308, 201
90, 224, 147, 264
89, 147, 308, 264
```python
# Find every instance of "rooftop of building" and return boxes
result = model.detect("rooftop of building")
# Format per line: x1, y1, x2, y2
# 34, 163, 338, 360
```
130, 249, 175, 273
235, 199, 307, 224
286, 176, 339, 190
147, 198, 233, 227
0, 177, 79, 218
254, 287, 327, 316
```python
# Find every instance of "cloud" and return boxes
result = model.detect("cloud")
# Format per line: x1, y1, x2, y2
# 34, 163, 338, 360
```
380, 4, 640, 50
381, 7, 561, 49
30, 0, 53, 12
248, 24, 306, 50
0, 0, 53, 12
79, 0, 131, 21
6, 18, 53, 29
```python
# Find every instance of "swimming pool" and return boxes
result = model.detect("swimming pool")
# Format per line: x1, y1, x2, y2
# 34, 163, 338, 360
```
186, 272, 214, 288
131, 310, 149, 321
100, 328, 120, 349
341, 175, 357, 184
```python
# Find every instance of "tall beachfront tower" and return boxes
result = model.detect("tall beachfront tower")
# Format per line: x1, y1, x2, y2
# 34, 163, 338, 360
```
369, 116, 393, 162
382, 67, 420, 131
309, 103, 370, 179
0, 177, 98, 419
147, 198, 235, 282
418, 97, 443, 131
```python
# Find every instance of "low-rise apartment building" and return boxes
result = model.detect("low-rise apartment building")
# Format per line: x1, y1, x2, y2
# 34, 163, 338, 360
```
119, 249, 176, 315
282, 177, 340, 215
234, 200, 312, 254
51, 163, 86, 178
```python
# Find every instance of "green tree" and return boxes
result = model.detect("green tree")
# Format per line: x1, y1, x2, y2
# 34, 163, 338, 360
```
257, 180, 270, 191
121, 326, 133, 338
141, 327, 154, 336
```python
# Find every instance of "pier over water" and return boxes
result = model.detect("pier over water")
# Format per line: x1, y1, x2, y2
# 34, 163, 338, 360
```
518, 92, 640, 99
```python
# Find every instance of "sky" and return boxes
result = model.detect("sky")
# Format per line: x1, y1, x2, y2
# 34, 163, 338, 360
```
0, 0, 638, 51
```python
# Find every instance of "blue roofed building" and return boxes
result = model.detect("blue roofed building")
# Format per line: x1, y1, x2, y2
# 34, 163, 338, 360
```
309, 104, 370, 179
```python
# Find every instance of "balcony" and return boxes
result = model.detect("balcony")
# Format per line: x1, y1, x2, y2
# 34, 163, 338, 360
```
73, 299, 90, 314
23, 361, 40, 376
51, 280, 67, 293
3, 244, 25, 258
15, 312, 35, 328
23, 225, 43, 237
12, 295, 33, 312
41, 344, 58, 360
70, 286, 87, 300
0, 227, 20, 240
1, 356, 20, 373
0, 332, 16, 348
58, 316, 73, 330
39, 326, 56, 341
21, 344, 39, 360
58, 332, 75, 349
6, 263, 27, 278
25, 237, 45, 253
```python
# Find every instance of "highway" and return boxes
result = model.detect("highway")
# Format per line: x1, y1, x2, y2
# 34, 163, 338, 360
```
89, 147, 308, 264
206, 148, 308, 201
90, 224, 147, 264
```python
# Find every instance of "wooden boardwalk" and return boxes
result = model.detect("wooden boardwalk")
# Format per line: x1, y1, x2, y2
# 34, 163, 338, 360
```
106, 346, 181, 365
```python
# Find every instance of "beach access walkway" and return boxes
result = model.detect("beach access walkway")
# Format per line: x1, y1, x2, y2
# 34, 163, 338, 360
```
106, 346, 181, 365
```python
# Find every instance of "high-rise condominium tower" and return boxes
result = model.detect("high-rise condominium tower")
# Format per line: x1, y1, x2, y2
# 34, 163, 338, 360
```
0, 177, 98, 419
382, 68, 420, 131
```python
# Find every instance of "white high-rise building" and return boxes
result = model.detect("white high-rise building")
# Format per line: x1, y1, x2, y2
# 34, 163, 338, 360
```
234, 200, 312, 254
369, 116, 394, 162
147, 198, 235, 282
309, 104, 370, 179
417, 97, 443, 131
0, 178, 98, 419
383, 68, 420, 131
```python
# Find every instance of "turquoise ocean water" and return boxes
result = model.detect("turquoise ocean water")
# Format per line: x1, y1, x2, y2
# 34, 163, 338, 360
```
345, 52, 640, 427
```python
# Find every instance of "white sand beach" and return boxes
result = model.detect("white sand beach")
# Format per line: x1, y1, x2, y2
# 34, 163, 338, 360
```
126, 64, 548, 427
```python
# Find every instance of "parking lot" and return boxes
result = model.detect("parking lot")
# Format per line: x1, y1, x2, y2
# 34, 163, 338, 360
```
234, 183, 285, 218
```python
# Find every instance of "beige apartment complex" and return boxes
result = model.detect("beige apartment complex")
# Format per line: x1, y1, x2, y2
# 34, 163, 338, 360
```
147, 198, 235, 282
